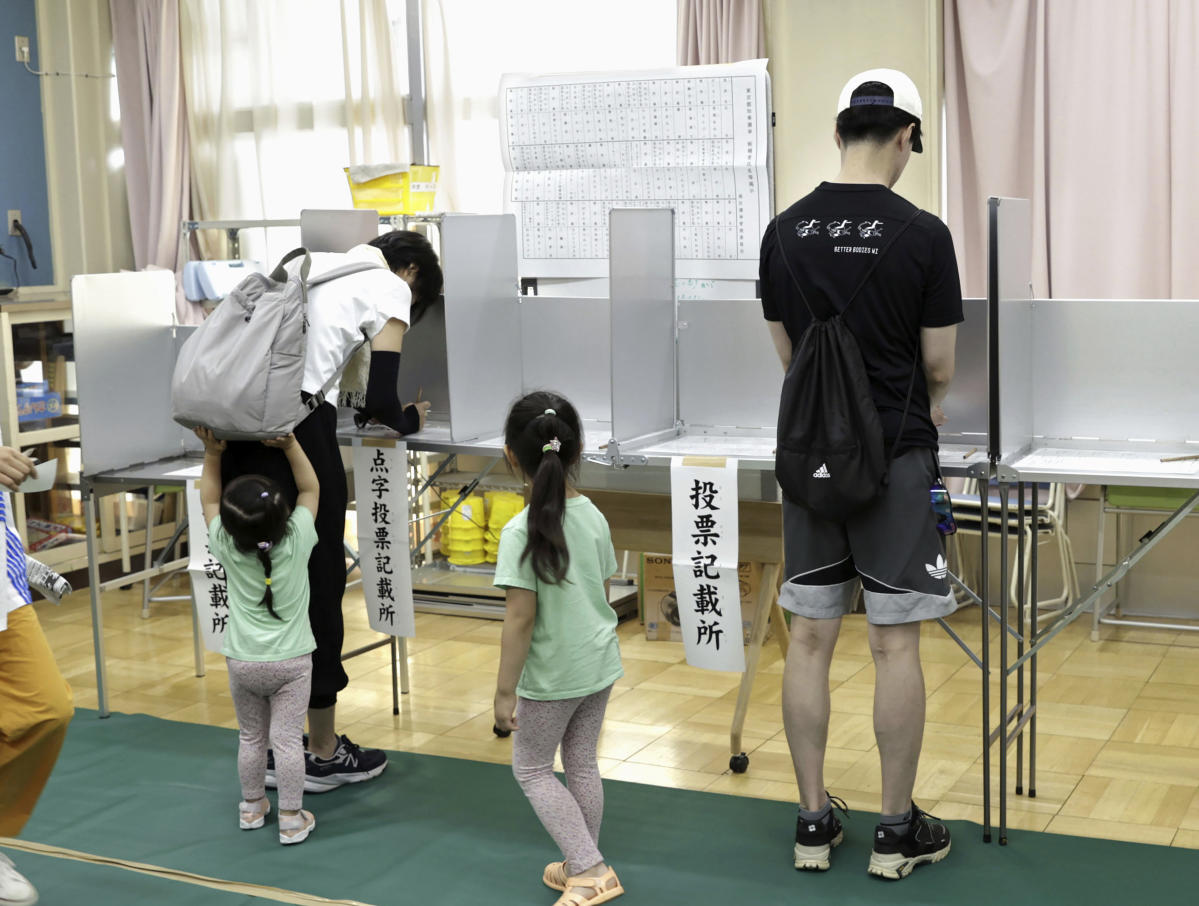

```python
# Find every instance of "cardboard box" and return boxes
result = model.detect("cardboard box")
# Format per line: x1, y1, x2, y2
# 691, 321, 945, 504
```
640, 553, 766, 644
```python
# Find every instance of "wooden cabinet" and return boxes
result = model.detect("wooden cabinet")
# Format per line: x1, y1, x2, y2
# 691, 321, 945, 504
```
0, 299, 84, 569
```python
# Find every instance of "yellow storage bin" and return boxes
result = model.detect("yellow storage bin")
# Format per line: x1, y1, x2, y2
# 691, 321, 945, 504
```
447, 549, 487, 566
344, 165, 440, 216
487, 491, 524, 527
445, 537, 487, 553
448, 495, 486, 531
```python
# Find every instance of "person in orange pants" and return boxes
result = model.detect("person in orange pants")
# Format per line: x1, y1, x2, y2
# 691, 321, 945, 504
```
0, 441, 74, 906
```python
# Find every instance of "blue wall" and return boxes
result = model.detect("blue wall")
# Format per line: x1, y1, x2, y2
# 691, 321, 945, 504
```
0, 0, 54, 289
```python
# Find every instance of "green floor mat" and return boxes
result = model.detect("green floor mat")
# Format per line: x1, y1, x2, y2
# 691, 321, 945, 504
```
19, 710, 1198, 905
0, 847, 260, 905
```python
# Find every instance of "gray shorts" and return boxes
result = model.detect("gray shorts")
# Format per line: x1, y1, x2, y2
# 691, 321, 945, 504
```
780, 448, 956, 625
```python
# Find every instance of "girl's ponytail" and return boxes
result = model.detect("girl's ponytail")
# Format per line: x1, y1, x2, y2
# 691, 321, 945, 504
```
503, 392, 583, 585
256, 543, 282, 621
526, 435, 569, 584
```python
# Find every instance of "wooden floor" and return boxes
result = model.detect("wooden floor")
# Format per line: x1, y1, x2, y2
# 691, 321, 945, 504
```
35, 576, 1199, 850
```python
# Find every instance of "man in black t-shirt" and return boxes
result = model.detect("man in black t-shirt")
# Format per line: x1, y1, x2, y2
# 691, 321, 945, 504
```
761, 69, 962, 880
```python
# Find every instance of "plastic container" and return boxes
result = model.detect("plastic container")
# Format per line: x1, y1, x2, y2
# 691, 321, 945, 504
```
447, 549, 487, 566
344, 165, 440, 216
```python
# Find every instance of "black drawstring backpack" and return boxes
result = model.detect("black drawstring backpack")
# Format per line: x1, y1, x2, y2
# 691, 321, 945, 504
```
774, 209, 922, 522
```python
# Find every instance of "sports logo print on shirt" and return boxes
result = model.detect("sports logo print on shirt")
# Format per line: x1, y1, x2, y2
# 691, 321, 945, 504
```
796, 219, 821, 238
925, 554, 948, 580
827, 219, 852, 238
812, 463, 831, 479
858, 220, 884, 239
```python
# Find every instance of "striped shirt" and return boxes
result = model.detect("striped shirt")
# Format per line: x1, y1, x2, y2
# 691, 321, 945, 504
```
0, 488, 32, 629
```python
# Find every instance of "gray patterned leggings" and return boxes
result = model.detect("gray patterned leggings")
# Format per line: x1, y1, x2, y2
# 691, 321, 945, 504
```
227, 654, 312, 811
512, 685, 613, 876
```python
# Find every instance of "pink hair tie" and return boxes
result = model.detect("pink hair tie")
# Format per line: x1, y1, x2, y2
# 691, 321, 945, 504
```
257, 541, 273, 552
542, 438, 562, 454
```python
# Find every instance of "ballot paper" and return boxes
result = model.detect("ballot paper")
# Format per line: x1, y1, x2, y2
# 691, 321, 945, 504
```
1010, 447, 1199, 478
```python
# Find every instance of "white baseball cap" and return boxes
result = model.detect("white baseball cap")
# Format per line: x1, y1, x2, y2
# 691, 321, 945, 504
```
837, 68, 923, 152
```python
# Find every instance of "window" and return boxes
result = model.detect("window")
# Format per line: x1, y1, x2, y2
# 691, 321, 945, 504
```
182, 0, 410, 263
422, 0, 677, 214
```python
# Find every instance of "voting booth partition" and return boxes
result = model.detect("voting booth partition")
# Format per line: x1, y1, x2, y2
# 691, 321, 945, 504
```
73, 270, 207, 716
973, 195, 1199, 844
510, 209, 679, 458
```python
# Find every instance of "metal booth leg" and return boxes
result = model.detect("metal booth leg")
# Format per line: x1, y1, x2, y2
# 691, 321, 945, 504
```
1029, 482, 1039, 799
84, 492, 111, 718
141, 486, 154, 618
191, 573, 207, 679
1016, 484, 1025, 797
727, 562, 779, 774
980, 480, 992, 843
999, 484, 1010, 846
399, 637, 410, 695
1093, 485, 1107, 641
390, 637, 399, 715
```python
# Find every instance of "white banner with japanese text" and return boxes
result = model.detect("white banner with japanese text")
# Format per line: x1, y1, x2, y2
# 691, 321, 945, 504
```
185, 480, 229, 653
353, 442, 415, 637
669, 456, 744, 672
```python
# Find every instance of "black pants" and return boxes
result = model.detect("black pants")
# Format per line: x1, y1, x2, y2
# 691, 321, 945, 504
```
221, 403, 348, 709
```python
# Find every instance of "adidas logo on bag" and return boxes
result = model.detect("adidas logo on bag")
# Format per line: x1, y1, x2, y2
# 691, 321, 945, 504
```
812, 463, 831, 479
925, 554, 948, 580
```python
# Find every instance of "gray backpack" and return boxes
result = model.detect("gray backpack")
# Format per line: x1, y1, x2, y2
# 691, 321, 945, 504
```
171, 248, 382, 440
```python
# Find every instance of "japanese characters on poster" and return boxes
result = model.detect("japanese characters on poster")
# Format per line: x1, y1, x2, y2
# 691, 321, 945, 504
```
669, 456, 745, 672
500, 60, 772, 280
352, 442, 415, 637
185, 480, 229, 653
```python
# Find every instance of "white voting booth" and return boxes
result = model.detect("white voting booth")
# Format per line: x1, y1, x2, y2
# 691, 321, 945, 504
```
72, 214, 527, 718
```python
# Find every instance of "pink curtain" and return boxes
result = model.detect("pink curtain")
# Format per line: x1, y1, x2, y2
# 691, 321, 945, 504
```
946, 0, 1197, 299
677, 0, 765, 65
110, 0, 202, 323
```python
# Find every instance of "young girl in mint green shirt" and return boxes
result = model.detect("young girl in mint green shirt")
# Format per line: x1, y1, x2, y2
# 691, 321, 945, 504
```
196, 428, 319, 845
493, 391, 625, 906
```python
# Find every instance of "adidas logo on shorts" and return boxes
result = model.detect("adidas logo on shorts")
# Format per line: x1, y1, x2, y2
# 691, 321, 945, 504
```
925, 554, 948, 580
812, 463, 831, 479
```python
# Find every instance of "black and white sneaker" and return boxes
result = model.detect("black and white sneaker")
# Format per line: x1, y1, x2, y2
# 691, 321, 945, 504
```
867, 802, 951, 880
264, 736, 308, 790
302, 735, 388, 792
793, 794, 848, 871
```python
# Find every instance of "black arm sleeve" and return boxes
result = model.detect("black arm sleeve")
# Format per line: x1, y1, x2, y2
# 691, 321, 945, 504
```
356, 350, 422, 434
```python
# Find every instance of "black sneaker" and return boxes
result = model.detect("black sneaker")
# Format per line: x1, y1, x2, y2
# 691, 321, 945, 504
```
264, 735, 308, 790
867, 802, 952, 880
302, 734, 388, 793
794, 794, 848, 871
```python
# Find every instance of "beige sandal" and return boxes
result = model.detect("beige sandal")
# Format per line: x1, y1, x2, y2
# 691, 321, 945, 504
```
278, 809, 315, 845
543, 861, 569, 891
239, 798, 270, 830
551, 867, 624, 906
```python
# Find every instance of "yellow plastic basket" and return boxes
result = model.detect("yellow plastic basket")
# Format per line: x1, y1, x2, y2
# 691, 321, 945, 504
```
344, 165, 440, 216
